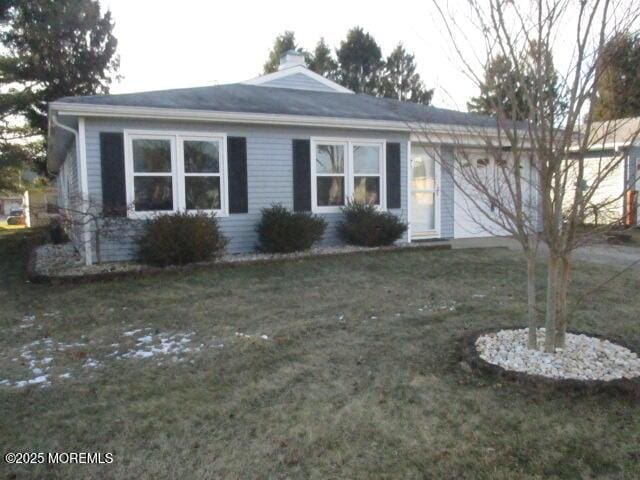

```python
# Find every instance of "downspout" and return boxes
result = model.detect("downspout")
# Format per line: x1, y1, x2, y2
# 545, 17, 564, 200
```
51, 113, 93, 266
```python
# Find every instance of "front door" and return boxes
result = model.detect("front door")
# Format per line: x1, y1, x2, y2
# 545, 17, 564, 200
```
410, 152, 438, 238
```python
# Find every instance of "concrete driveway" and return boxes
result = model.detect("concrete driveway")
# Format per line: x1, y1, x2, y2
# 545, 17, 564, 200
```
572, 244, 640, 270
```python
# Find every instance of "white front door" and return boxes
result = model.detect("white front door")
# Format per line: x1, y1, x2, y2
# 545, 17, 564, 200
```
410, 151, 439, 238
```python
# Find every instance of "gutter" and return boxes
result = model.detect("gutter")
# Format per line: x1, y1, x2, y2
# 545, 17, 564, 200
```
50, 113, 93, 266
49, 101, 509, 139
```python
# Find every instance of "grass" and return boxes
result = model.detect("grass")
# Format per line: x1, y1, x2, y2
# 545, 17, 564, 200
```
0, 219, 25, 230
1, 228, 639, 479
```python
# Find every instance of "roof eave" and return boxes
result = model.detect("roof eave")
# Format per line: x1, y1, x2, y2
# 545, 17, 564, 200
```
49, 102, 510, 140
50, 101, 412, 132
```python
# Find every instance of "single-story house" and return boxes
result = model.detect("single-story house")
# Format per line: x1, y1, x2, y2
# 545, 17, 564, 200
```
0, 195, 23, 217
47, 51, 526, 265
568, 117, 640, 225
23, 187, 58, 228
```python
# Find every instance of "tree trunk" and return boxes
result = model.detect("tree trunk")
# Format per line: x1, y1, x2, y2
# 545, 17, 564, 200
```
544, 254, 559, 353
526, 251, 538, 349
555, 255, 571, 348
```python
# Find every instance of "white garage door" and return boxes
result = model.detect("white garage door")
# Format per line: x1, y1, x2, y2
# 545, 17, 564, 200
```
454, 153, 509, 239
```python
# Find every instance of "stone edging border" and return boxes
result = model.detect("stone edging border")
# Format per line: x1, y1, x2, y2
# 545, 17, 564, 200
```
460, 327, 640, 398
26, 242, 453, 285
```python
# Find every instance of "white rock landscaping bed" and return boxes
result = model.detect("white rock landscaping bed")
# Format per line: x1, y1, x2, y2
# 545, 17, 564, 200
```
476, 328, 640, 381
32, 241, 447, 279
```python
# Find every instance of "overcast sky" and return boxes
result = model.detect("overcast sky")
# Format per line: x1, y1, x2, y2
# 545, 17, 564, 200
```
100, 0, 477, 110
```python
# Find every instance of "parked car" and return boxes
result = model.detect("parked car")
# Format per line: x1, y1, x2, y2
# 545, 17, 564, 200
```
6, 209, 26, 226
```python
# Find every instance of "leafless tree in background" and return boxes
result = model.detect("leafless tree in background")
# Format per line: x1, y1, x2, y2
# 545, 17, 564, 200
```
419, 0, 640, 351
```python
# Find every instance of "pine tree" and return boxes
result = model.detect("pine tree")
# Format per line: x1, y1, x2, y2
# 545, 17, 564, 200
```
263, 31, 301, 74
335, 27, 384, 94
380, 44, 433, 104
593, 33, 640, 121
306, 38, 338, 79
0, 0, 119, 180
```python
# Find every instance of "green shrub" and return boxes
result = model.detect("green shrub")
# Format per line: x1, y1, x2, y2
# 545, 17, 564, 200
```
338, 202, 407, 247
256, 204, 327, 253
49, 217, 68, 244
137, 212, 228, 266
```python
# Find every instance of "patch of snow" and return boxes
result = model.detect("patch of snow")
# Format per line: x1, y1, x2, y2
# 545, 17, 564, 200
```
83, 359, 101, 369
119, 331, 199, 360
235, 332, 269, 341
15, 374, 49, 388
59, 373, 72, 379
476, 328, 640, 381
422, 301, 459, 312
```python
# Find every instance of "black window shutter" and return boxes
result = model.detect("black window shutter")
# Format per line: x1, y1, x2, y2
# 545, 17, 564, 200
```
292, 139, 311, 212
227, 136, 248, 214
386, 142, 401, 209
100, 132, 127, 217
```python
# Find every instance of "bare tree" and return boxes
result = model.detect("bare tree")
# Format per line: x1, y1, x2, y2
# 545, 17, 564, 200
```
419, 0, 640, 352
53, 193, 131, 264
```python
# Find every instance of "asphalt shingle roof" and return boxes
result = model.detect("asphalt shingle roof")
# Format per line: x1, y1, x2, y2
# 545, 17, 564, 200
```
56, 83, 498, 128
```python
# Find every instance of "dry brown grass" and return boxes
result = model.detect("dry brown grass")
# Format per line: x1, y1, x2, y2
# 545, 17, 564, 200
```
1, 229, 639, 479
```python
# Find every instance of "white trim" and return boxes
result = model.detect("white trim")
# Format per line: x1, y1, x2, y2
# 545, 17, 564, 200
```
77, 118, 93, 266
52, 102, 410, 132
51, 102, 515, 142
310, 136, 386, 214
49, 114, 93, 264
242, 65, 354, 94
124, 129, 229, 220
407, 140, 412, 242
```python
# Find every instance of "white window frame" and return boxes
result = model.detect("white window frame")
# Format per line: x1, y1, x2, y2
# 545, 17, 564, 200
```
124, 130, 228, 219
310, 137, 386, 213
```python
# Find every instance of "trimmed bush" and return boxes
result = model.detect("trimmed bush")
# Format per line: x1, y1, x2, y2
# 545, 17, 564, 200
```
338, 202, 407, 247
137, 212, 228, 266
256, 204, 327, 253
49, 217, 68, 244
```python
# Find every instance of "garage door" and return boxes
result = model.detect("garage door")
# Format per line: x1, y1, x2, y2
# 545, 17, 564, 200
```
454, 153, 509, 239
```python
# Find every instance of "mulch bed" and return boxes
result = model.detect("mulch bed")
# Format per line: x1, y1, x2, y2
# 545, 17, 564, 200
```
460, 327, 640, 398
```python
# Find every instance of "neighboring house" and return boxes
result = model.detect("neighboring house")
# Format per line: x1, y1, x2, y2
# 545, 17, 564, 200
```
568, 117, 640, 225
47, 50, 523, 265
23, 187, 57, 228
0, 195, 23, 216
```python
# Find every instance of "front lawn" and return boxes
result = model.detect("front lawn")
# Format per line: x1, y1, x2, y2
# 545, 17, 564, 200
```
1, 229, 639, 479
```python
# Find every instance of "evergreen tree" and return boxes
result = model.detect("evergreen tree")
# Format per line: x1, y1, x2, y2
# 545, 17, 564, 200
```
468, 42, 559, 122
306, 38, 338, 79
380, 43, 433, 104
263, 31, 301, 74
0, 0, 119, 181
593, 33, 640, 121
335, 27, 384, 94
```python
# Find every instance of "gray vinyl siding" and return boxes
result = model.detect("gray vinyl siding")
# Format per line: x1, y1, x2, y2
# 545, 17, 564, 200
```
82, 118, 409, 262
439, 145, 455, 238
259, 73, 338, 92
627, 146, 639, 188
56, 141, 85, 254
